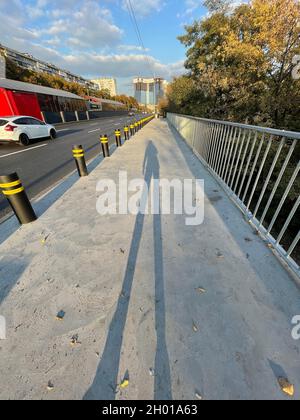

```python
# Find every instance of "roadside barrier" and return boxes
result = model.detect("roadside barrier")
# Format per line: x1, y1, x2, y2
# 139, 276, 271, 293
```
130, 124, 135, 137
0, 116, 154, 225
124, 126, 129, 141
72, 145, 88, 177
100, 134, 110, 158
0, 173, 37, 224
115, 129, 122, 147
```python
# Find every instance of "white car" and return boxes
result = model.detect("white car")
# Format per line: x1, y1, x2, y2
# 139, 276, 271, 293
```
0, 116, 57, 146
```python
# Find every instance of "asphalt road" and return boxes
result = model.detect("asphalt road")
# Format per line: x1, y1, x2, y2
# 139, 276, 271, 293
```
0, 114, 146, 219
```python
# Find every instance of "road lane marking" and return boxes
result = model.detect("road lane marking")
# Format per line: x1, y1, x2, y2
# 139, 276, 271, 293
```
0, 143, 48, 159
88, 128, 101, 133
56, 129, 70, 132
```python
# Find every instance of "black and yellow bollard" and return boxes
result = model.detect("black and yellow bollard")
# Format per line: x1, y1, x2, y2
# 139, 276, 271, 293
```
134, 122, 138, 133
130, 123, 135, 137
0, 173, 37, 225
115, 129, 122, 147
100, 134, 110, 157
72, 145, 88, 177
124, 126, 129, 141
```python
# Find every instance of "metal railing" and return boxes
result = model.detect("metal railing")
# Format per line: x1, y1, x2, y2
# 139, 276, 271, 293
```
167, 113, 300, 278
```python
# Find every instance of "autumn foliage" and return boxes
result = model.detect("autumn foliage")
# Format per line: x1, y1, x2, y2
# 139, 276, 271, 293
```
166, 0, 300, 131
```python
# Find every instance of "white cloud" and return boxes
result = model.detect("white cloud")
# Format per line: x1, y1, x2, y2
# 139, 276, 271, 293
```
121, 0, 165, 18
63, 53, 185, 80
0, 0, 185, 95
177, 0, 202, 20
36, 2, 123, 49
117, 45, 150, 52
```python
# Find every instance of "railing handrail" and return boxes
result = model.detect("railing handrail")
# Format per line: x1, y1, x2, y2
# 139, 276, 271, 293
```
170, 112, 300, 140
167, 112, 300, 279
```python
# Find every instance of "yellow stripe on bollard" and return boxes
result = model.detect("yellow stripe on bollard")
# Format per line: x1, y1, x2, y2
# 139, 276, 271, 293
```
0, 172, 37, 224
0, 180, 21, 188
2, 186, 25, 196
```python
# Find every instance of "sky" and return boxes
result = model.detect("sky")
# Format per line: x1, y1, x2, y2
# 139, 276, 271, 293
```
0, 0, 209, 95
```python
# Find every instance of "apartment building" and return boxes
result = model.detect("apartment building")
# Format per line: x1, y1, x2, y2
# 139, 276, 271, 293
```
0, 43, 98, 90
91, 78, 117, 97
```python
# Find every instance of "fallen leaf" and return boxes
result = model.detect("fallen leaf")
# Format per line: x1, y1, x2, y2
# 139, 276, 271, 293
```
70, 334, 81, 346
41, 234, 51, 245
278, 377, 294, 397
120, 379, 129, 389
149, 368, 155, 377
56, 310, 65, 321
192, 322, 198, 333
47, 381, 54, 391
195, 392, 203, 400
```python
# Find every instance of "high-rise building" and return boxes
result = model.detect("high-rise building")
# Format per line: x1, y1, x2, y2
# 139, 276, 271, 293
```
91, 78, 117, 97
133, 77, 166, 110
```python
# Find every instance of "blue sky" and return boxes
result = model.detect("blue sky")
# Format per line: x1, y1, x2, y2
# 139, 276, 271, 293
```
0, 0, 208, 95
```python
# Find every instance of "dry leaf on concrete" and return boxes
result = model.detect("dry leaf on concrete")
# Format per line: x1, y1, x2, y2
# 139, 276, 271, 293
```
120, 379, 129, 389
47, 381, 54, 391
278, 377, 294, 397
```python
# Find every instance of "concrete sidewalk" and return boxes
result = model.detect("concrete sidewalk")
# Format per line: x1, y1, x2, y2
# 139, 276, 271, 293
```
0, 120, 299, 400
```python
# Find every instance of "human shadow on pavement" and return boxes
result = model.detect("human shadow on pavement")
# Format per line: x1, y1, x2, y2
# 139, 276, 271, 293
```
84, 141, 172, 400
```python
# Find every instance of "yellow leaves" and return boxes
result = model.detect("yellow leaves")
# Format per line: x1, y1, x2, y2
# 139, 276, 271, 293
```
250, 0, 300, 54
278, 377, 295, 397
120, 379, 129, 389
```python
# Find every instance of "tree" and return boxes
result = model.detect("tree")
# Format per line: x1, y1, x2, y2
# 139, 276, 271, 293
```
203, 0, 230, 13
115, 94, 140, 110
174, 0, 300, 130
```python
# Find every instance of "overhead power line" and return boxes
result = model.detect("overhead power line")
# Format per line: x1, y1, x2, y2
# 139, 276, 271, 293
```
125, 0, 156, 79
